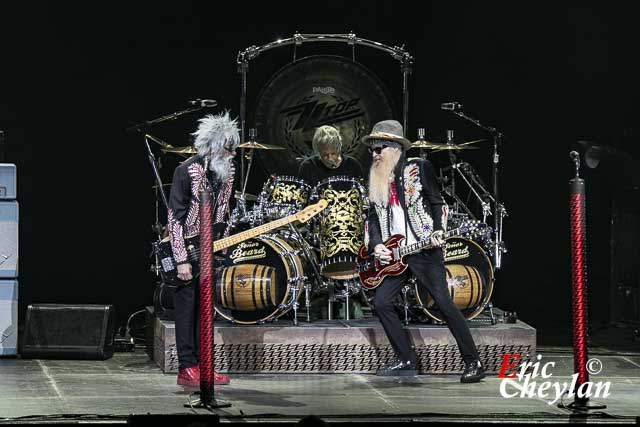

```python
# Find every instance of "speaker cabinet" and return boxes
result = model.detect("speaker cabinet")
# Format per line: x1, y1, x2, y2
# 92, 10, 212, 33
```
0, 280, 18, 356
22, 304, 116, 360
0, 201, 18, 278
610, 192, 640, 323
0, 164, 16, 200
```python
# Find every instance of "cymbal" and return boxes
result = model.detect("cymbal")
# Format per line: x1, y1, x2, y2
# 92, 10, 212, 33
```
411, 139, 437, 149
238, 141, 285, 150
145, 134, 171, 148
161, 146, 197, 154
235, 191, 257, 201
411, 139, 486, 151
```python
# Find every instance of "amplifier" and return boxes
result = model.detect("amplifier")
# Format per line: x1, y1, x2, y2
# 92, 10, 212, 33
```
22, 304, 116, 360
0, 201, 18, 278
0, 164, 16, 200
0, 280, 18, 356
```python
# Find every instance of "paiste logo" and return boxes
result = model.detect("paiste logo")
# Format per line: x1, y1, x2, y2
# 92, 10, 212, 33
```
312, 86, 335, 95
497, 354, 611, 405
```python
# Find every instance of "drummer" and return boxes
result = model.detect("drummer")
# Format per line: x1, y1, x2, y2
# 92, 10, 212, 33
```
298, 125, 363, 184
298, 125, 365, 320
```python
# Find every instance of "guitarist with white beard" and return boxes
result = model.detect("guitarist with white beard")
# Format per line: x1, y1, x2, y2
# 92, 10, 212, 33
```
363, 120, 485, 383
167, 112, 239, 388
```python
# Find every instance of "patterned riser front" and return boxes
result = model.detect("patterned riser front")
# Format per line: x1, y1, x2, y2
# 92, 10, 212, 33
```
150, 314, 535, 375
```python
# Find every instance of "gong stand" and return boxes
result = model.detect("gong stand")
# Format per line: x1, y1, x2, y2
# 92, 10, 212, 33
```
236, 31, 414, 187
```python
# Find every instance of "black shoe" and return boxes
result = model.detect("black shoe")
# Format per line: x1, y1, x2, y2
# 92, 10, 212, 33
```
376, 357, 418, 377
460, 360, 485, 383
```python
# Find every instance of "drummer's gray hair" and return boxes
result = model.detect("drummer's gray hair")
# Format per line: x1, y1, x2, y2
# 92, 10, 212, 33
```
312, 125, 342, 154
192, 111, 240, 158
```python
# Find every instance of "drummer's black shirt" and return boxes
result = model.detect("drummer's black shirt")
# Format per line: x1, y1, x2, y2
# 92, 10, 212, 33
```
297, 155, 364, 186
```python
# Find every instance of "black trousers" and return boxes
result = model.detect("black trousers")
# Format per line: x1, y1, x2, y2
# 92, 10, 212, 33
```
173, 282, 200, 370
373, 249, 479, 363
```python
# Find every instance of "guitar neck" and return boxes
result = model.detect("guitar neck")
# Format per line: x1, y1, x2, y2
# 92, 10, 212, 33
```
213, 214, 296, 252
398, 229, 457, 258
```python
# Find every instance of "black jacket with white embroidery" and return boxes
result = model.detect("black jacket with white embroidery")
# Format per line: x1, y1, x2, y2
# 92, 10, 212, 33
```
366, 156, 448, 252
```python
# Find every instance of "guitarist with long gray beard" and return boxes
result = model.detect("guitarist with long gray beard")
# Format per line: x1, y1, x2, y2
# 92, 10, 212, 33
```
167, 112, 239, 388
363, 120, 485, 383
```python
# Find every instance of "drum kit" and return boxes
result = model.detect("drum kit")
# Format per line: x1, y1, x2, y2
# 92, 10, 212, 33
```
149, 130, 504, 326
139, 32, 508, 327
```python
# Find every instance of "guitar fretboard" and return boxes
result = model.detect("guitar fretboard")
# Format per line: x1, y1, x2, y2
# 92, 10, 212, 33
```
398, 228, 461, 257
213, 214, 295, 252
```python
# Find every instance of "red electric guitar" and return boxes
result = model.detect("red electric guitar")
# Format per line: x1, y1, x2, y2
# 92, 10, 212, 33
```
357, 221, 485, 290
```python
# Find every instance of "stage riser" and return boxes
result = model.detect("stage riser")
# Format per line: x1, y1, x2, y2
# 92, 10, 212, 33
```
149, 311, 535, 375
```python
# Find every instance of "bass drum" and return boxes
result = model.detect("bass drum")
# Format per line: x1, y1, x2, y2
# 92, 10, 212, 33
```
214, 234, 312, 325
413, 237, 494, 322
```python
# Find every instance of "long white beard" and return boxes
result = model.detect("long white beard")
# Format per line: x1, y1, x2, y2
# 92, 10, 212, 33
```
368, 150, 401, 207
210, 155, 233, 181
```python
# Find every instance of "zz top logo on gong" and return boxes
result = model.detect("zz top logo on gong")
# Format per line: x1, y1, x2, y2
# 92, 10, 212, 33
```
280, 97, 364, 131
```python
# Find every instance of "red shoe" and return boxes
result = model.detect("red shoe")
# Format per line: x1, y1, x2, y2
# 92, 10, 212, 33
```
214, 370, 230, 385
177, 366, 200, 387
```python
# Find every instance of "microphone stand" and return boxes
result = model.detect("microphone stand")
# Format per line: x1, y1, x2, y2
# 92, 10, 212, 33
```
448, 108, 506, 269
126, 106, 204, 133
129, 106, 207, 267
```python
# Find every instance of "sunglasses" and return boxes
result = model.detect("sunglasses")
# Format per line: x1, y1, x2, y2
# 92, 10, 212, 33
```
368, 145, 389, 155
223, 143, 237, 154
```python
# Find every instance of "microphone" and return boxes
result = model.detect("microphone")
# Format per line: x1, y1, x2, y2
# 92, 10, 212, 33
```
441, 102, 463, 111
188, 99, 218, 108
570, 150, 580, 177
569, 151, 580, 167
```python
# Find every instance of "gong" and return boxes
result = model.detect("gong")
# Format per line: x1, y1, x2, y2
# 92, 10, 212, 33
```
254, 55, 397, 176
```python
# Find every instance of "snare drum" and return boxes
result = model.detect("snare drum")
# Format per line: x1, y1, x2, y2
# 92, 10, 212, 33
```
310, 176, 368, 280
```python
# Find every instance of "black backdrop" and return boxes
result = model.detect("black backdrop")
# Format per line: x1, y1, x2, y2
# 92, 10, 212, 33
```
1, 3, 638, 342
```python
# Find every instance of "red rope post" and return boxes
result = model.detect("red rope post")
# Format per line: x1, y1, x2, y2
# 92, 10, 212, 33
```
569, 177, 589, 400
559, 152, 606, 411
198, 188, 215, 404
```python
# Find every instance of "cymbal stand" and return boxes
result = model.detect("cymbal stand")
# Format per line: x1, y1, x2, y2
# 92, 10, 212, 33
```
416, 128, 428, 160
401, 285, 411, 326
236, 149, 254, 219
452, 164, 491, 223
288, 223, 323, 323
446, 130, 460, 214
142, 134, 170, 276
446, 108, 507, 269
233, 128, 259, 227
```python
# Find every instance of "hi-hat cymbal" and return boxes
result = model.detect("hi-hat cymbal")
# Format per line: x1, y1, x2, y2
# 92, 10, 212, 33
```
234, 191, 257, 201
238, 141, 285, 150
161, 146, 197, 154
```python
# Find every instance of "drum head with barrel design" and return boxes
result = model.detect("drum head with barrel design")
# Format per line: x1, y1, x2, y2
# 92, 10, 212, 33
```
254, 55, 396, 176
214, 234, 308, 324
413, 237, 494, 322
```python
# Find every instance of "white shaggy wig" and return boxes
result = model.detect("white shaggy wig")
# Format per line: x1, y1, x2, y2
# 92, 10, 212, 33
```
192, 111, 240, 159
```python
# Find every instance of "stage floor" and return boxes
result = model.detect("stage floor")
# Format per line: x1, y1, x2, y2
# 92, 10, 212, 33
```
0, 348, 638, 424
